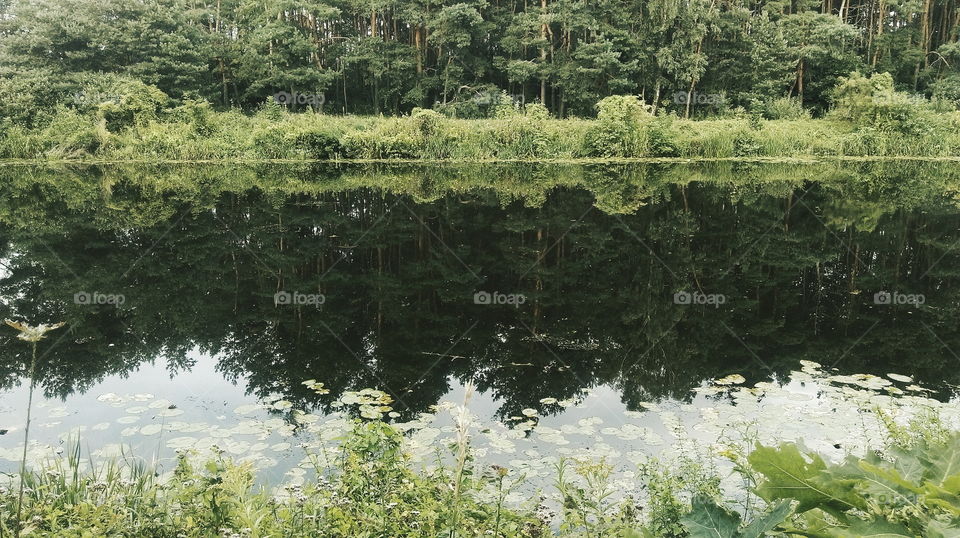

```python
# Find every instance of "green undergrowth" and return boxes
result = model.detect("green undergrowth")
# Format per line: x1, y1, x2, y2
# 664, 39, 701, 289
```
4, 79, 960, 162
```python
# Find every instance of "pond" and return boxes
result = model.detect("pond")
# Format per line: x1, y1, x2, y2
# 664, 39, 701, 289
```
0, 160, 959, 490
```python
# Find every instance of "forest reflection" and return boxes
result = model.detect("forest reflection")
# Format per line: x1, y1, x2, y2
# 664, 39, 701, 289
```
1, 161, 959, 419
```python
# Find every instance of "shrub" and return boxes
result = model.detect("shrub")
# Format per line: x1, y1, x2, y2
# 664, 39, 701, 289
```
585, 95, 653, 157
251, 118, 344, 160
830, 71, 934, 136
39, 107, 110, 158
763, 97, 810, 120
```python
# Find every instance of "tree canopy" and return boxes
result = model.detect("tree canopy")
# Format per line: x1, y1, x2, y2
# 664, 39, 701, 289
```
1, 0, 959, 117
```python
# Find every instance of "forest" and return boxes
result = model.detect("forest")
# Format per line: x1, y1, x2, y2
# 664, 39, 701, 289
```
1, 0, 960, 121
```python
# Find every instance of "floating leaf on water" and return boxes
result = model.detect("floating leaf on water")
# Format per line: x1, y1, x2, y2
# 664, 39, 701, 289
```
148, 399, 172, 409
302, 380, 331, 395
140, 424, 163, 436
126, 406, 149, 414
270, 442, 291, 452
714, 374, 746, 386
157, 408, 184, 417
92, 422, 110, 431
116, 416, 139, 424
521, 408, 537, 417
166, 437, 197, 449
97, 393, 123, 404
886, 373, 913, 383
539, 398, 558, 405
47, 407, 69, 418
234, 404, 263, 415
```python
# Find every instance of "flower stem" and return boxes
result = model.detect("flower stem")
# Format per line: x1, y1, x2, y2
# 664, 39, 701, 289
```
14, 342, 37, 538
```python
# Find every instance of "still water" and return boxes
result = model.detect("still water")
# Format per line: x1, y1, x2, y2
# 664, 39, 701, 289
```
0, 161, 958, 484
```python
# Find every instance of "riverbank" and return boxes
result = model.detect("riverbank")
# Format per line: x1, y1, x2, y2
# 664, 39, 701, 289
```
4, 94, 960, 163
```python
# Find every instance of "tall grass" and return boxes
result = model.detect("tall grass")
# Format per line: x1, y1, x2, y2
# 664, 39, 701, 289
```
6, 104, 960, 162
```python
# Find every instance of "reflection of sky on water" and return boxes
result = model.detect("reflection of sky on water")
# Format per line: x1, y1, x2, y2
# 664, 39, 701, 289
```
1, 345, 947, 497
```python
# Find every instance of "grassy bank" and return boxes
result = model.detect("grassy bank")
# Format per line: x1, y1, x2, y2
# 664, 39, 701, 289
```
4, 109, 959, 162
3, 370, 960, 537
4, 77, 960, 162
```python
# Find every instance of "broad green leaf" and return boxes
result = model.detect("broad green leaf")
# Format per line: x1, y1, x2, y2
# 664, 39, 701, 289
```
924, 519, 960, 538
857, 457, 923, 494
831, 517, 913, 537
927, 437, 960, 485
749, 443, 860, 517
740, 499, 793, 538
681, 496, 741, 538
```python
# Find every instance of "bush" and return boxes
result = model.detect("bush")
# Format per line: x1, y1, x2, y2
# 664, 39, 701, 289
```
763, 97, 810, 120
830, 72, 935, 136
585, 95, 653, 157
39, 107, 110, 158
251, 117, 344, 160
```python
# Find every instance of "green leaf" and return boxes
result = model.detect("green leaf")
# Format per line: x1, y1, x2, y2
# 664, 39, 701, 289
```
681, 496, 741, 538
924, 433, 960, 485
748, 443, 860, 517
831, 517, 913, 537
924, 519, 960, 538
740, 500, 793, 538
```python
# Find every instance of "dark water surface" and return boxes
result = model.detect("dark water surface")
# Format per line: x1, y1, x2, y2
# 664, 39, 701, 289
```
0, 160, 958, 476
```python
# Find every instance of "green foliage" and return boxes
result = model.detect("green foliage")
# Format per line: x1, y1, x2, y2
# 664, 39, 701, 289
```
681, 496, 792, 538
586, 96, 654, 157
0, 0, 958, 119
0, 421, 544, 537
638, 456, 722, 537
763, 98, 810, 120
747, 435, 960, 536
830, 72, 934, 136
6, 95, 960, 160
38, 107, 110, 158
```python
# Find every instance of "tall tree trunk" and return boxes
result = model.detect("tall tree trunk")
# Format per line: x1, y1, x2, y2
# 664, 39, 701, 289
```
921, 0, 932, 67
872, 0, 885, 67
540, 0, 548, 105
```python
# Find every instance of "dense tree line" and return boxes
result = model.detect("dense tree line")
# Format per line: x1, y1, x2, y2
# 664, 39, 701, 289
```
1, 0, 959, 118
